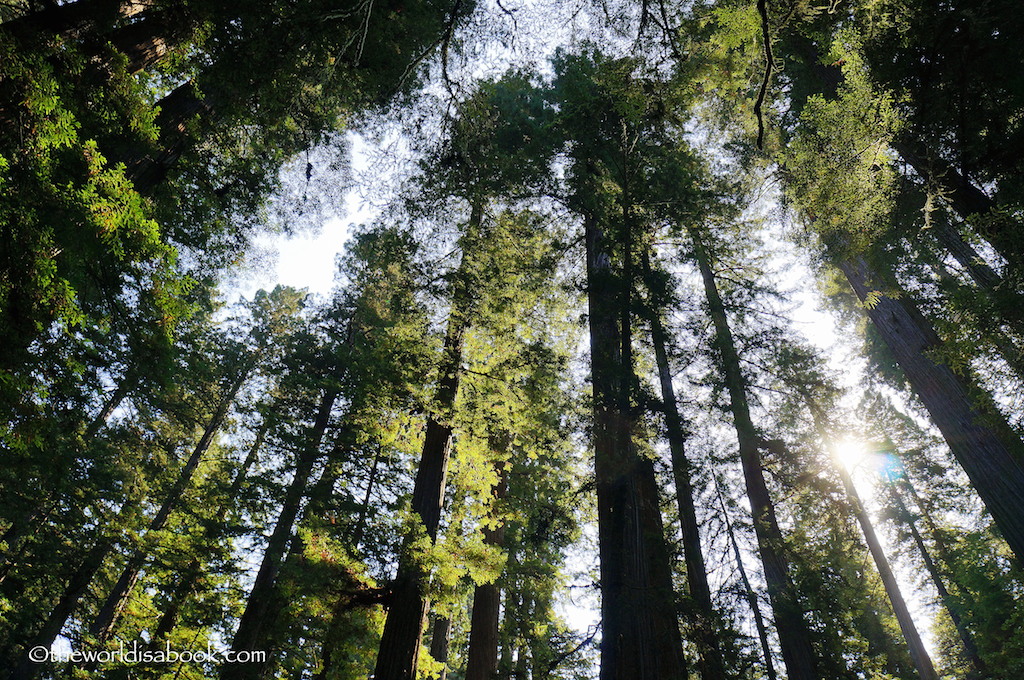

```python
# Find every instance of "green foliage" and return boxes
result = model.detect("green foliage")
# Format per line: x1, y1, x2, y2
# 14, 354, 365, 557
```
4, 2, 1024, 679
783, 33, 903, 253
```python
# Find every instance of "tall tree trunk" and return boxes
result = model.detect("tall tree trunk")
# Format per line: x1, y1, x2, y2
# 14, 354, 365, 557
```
146, 419, 270, 648
498, 565, 518, 678
837, 255, 1024, 565
371, 312, 467, 680
7, 500, 135, 680
465, 457, 508, 680
316, 442, 385, 680
221, 388, 337, 680
931, 261, 1024, 379
372, 201, 482, 680
892, 140, 1024, 275
88, 358, 254, 645
929, 216, 1003, 294
7, 358, 250, 678
84, 374, 135, 438
787, 35, 1022, 275
247, 432, 355, 674
712, 475, 777, 680
586, 210, 686, 680
8, 542, 112, 680
350, 442, 383, 549
887, 483, 988, 678
126, 80, 216, 195
643, 254, 727, 680
691, 228, 818, 680
802, 400, 939, 679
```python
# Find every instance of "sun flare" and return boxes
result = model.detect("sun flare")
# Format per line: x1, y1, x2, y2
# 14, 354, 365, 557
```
834, 438, 868, 471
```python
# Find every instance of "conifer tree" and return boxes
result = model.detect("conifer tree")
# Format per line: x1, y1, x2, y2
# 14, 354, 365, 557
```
552, 51, 688, 680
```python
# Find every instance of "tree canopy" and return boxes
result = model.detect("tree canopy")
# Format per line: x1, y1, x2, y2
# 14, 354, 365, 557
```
2, 1, 1023, 679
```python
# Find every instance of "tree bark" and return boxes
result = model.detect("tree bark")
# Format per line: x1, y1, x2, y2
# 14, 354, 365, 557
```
372, 201, 482, 680
429, 615, 452, 680
929, 216, 1003, 293
643, 255, 727, 680
587, 211, 686, 680
837, 255, 1024, 565
892, 140, 1024, 275
221, 388, 337, 680
465, 458, 508, 680
146, 419, 269, 648
691, 228, 818, 680
125, 79, 216, 195
931, 260, 1024, 380
88, 357, 254, 645
0, 0, 140, 40
887, 484, 988, 678
107, 12, 186, 73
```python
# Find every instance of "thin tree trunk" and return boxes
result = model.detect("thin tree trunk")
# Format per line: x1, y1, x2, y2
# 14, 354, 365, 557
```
221, 388, 337, 679
316, 442, 385, 680
498, 565, 518, 677
350, 443, 383, 549
691, 228, 818, 680
7, 358, 250, 678
643, 254, 727, 680
465, 457, 508, 680
887, 484, 988, 678
586, 209, 686, 680
8, 543, 111, 680
837, 255, 1024, 565
932, 261, 1024, 379
249, 435, 354, 671
429, 615, 452, 680
898, 476, 970, 593
147, 420, 270, 647
929, 216, 1003, 293
85, 375, 135, 438
372, 201, 482, 680
88, 358, 253, 645
712, 475, 777, 680
829, 454, 939, 679
7, 500, 135, 680
802, 399, 939, 679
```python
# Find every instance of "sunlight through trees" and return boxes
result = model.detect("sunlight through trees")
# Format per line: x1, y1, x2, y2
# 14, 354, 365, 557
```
2, 0, 1023, 679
